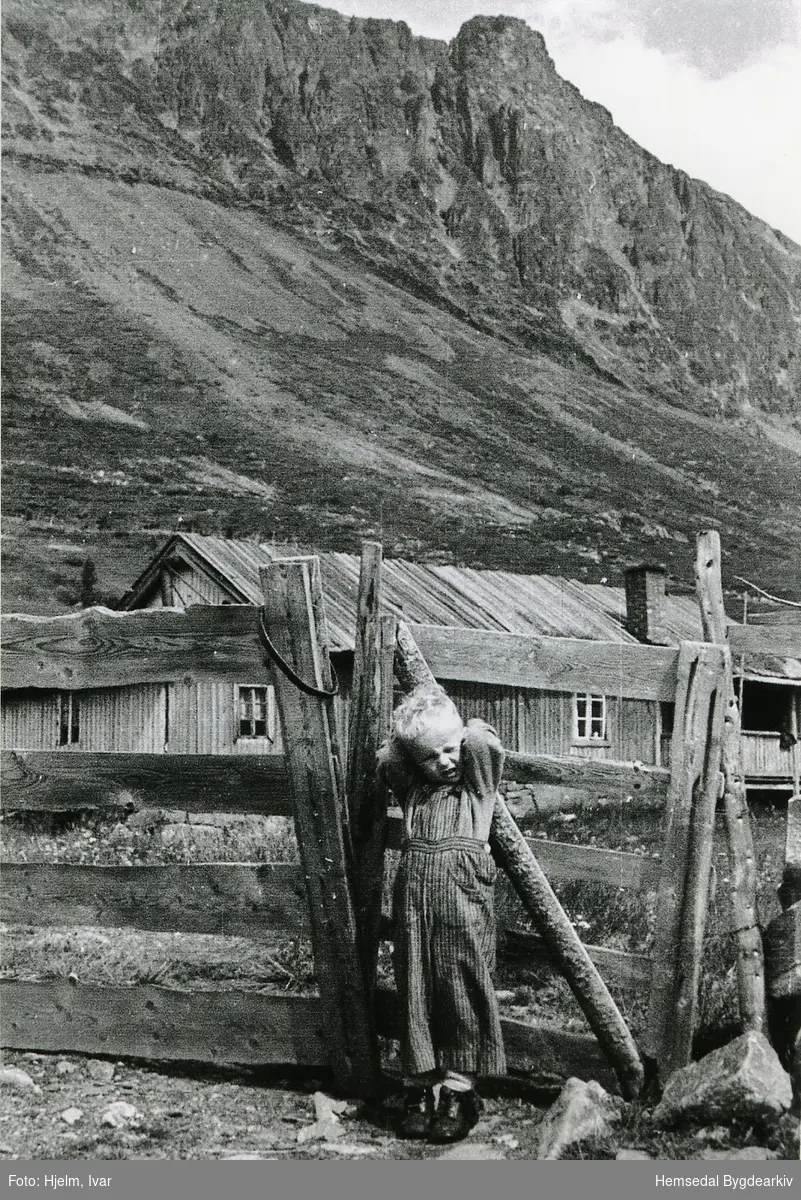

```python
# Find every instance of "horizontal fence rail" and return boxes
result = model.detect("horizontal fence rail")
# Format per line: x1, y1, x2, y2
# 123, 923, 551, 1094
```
0, 752, 292, 814
0, 981, 328, 1066
408, 624, 681, 700
1, 605, 271, 691
1, 863, 308, 938
386, 813, 661, 890
0, 981, 618, 1091
502, 928, 652, 990
504, 750, 670, 802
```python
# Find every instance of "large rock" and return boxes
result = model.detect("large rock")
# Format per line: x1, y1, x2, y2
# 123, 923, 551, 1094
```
535, 1077, 623, 1160
0, 1066, 39, 1092
653, 1032, 793, 1128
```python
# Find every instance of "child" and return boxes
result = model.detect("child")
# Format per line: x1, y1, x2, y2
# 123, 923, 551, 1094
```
377, 684, 506, 1143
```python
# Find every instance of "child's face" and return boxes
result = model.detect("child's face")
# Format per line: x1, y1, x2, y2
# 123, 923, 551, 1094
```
406, 711, 465, 785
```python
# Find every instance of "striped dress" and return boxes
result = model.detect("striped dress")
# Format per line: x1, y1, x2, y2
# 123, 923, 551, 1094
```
389, 720, 506, 1078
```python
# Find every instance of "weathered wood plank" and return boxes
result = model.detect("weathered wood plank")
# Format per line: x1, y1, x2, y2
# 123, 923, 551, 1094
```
646, 642, 728, 1078
0, 981, 327, 1065
408, 624, 679, 701
522, 838, 661, 891
374, 987, 618, 1093
346, 545, 393, 998
0, 863, 308, 937
672, 649, 727, 1065
645, 642, 701, 1068
261, 558, 379, 1095
1, 605, 271, 691
504, 751, 670, 802
696, 531, 767, 1036
386, 815, 660, 890
0, 752, 292, 815
502, 928, 652, 989
781, 795, 801, 909
728, 625, 801, 660
764, 901, 801, 1000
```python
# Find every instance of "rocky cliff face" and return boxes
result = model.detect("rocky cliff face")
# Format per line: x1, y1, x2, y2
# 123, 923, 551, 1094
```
2, 0, 800, 608
5, 0, 800, 414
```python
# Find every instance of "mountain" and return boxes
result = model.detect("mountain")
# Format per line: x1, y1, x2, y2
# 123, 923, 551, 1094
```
2, 0, 800, 613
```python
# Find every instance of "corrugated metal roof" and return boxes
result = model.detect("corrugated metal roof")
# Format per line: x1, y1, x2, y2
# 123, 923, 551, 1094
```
174, 533, 705, 653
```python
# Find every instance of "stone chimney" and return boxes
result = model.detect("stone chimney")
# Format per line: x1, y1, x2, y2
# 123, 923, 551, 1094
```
624, 564, 670, 645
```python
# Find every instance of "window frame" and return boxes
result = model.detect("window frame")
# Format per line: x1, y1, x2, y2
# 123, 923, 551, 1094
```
58, 691, 81, 747
236, 684, 276, 743
573, 692, 609, 745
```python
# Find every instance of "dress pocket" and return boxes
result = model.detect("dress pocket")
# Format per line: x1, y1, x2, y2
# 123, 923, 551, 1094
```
448, 851, 497, 902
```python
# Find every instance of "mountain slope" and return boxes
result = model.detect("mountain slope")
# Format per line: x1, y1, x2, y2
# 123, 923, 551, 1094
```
2, 0, 800, 612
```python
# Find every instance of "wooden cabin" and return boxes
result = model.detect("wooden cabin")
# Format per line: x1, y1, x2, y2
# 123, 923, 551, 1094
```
3, 534, 799, 797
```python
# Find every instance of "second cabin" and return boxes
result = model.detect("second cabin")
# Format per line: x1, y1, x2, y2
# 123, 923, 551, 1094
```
2, 534, 799, 801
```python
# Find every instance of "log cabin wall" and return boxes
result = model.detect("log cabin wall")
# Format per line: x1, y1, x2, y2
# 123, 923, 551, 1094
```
444, 682, 661, 764
2, 685, 167, 753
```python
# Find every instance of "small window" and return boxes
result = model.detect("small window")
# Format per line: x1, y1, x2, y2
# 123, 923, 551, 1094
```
660, 701, 675, 737
574, 693, 607, 743
59, 693, 80, 746
238, 685, 275, 741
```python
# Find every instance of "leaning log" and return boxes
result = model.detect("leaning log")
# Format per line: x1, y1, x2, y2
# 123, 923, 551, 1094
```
393, 620, 645, 1100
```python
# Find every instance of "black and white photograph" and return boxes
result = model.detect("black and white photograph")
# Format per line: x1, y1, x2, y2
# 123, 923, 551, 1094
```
1, 0, 800, 1177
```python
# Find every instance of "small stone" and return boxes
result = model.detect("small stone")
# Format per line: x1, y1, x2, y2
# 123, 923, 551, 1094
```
101, 1100, 142, 1128
108, 823, 136, 847
55, 1061, 78, 1076
535, 1078, 624, 1160
616, 1149, 652, 1159
297, 1118, 343, 1144
436, 1142, 506, 1160
694, 1125, 729, 1145
652, 1032, 793, 1128
312, 1091, 347, 1122
86, 1061, 115, 1082
60, 1107, 83, 1126
160, 823, 225, 856
0, 1067, 40, 1093
494, 1133, 519, 1149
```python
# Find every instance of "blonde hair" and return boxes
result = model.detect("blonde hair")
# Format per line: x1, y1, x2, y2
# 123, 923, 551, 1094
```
390, 684, 463, 745
376, 684, 463, 794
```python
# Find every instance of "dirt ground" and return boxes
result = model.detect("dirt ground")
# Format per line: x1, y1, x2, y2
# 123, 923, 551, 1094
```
1, 1048, 798, 1162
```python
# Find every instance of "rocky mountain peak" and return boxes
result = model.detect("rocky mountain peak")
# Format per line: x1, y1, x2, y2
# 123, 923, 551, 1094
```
2, 0, 800, 608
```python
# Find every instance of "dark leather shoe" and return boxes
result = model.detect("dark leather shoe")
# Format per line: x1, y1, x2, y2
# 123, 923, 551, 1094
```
400, 1087, 436, 1138
428, 1087, 482, 1144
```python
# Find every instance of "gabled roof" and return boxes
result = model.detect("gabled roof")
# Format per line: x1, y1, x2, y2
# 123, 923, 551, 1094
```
121, 532, 705, 652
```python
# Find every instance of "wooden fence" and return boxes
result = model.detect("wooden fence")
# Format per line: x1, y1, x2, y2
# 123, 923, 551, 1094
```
0, 550, 738, 1094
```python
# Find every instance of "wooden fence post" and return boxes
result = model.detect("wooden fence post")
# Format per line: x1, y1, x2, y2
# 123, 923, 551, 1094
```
695, 531, 767, 1035
260, 558, 380, 1095
393, 620, 645, 1100
646, 642, 727, 1079
346, 541, 396, 994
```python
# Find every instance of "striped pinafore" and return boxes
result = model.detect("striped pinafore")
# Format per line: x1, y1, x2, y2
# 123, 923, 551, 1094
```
392, 721, 506, 1078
